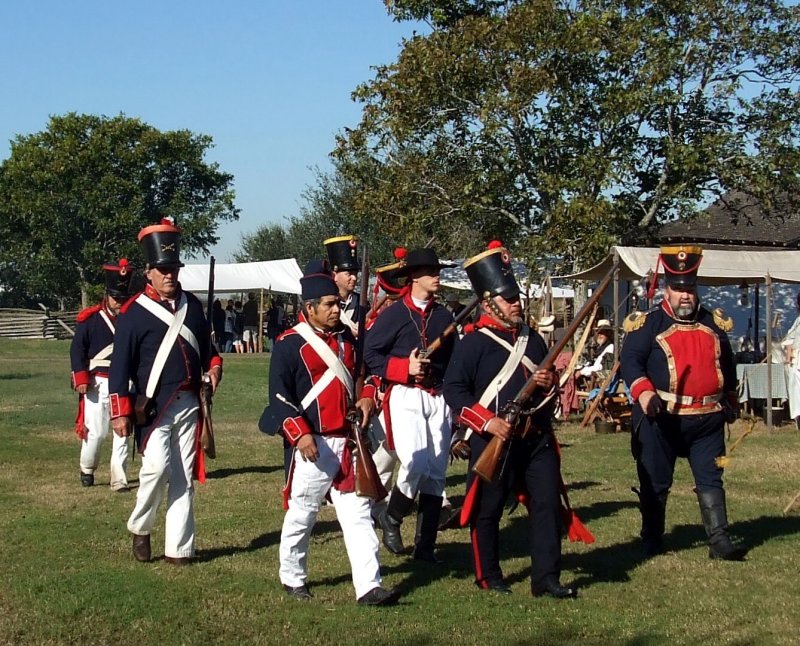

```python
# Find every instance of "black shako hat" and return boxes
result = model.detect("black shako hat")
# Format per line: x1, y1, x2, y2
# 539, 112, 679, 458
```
375, 247, 408, 295
463, 240, 520, 300
103, 258, 133, 299
324, 235, 360, 272
137, 218, 185, 268
403, 247, 451, 273
301, 259, 339, 301
660, 245, 703, 288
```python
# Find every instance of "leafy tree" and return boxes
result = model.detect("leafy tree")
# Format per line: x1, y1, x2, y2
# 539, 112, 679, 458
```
0, 112, 239, 308
332, 0, 800, 269
236, 167, 396, 270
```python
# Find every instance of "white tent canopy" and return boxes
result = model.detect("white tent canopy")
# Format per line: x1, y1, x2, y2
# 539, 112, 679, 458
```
440, 260, 574, 297
180, 259, 303, 294
560, 246, 800, 285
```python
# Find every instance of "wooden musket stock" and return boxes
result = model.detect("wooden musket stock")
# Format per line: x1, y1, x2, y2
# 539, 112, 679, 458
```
471, 262, 619, 483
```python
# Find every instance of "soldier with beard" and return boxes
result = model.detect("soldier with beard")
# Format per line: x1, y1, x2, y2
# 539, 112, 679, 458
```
621, 245, 746, 561
443, 241, 578, 598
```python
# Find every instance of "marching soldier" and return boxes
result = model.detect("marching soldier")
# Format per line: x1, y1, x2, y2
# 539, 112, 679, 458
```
109, 218, 222, 565
324, 234, 361, 336
70, 259, 133, 490
443, 241, 578, 598
364, 247, 455, 563
621, 245, 746, 560
263, 263, 398, 605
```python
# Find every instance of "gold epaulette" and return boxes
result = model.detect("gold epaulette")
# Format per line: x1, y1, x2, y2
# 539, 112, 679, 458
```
623, 311, 648, 333
713, 307, 734, 332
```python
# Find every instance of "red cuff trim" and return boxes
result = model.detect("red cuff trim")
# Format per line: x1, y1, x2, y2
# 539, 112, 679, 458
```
386, 357, 411, 384
72, 370, 90, 388
360, 382, 377, 402
459, 403, 494, 434
110, 393, 133, 418
282, 416, 312, 445
630, 377, 656, 402
209, 355, 223, 370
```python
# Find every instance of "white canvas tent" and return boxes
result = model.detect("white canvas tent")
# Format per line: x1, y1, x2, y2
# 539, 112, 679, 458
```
560, 246, 800, 429
561, 246, 800, 285
180, 259, 303, 294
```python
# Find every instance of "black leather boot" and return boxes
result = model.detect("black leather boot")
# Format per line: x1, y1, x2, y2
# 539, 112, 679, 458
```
697, 489, 747, 561
634, 487, 667, 558
378, 487, 414, 555
413, 493, 444, 564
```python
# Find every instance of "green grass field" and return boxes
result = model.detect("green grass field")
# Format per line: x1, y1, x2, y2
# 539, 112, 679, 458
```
2, 338, 800, 645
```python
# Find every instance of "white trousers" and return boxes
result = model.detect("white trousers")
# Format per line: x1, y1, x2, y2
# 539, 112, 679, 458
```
127, 392, 198, 559
80, 375, 129, 490
789, 366, 800, 420
380, 385, 452, 499
279, 435, 382, 599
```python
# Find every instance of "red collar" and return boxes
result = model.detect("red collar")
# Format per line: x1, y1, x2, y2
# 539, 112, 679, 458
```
403, 292, 435, 316
472, 314, 518, 338
145, 283, 182, 303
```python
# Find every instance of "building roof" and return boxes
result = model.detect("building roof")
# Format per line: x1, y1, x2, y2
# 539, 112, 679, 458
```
658, 190, 800, 248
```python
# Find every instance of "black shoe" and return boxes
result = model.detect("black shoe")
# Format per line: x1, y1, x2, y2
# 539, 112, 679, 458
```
480, 580, 512, 595
413, 548, 443, 564
377, 510, 406, 555
80, 472, 94, 487
132, 533, 151, 563
283, 584, 312, 601
709, 538, 748, 561
357, 586, 400, 606
532, 579, 578, 599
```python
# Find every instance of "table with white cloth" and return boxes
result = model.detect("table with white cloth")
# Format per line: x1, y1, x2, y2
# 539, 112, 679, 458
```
736, 363, 792, 404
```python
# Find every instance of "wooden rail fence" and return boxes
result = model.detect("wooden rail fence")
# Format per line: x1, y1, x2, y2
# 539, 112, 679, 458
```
0, 307, 78, 340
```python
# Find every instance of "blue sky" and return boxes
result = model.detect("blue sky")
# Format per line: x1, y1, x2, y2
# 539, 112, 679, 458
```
0, 1, 420, 261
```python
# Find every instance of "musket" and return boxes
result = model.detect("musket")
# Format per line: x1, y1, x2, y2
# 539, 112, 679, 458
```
472, 261, 619, 483
422, 295, 480, 359
350, 244, 388, 500
201, 255, 217, 459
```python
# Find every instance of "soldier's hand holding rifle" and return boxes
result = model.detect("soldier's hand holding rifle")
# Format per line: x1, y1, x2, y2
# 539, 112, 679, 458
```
353, 396, 375, 428
409, 348, 430, 381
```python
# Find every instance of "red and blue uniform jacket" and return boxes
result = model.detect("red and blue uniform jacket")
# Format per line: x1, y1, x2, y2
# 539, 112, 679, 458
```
443, 315, 553, 435
108, 284, 222, 448
620, 300, 736, 415
70, 301, 116, 387
262, 315, 377, 445
364, 292, 455, 388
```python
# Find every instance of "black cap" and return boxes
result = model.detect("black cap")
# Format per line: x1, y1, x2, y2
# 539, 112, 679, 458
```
660, 245, 702, 288
463, 241, 520, 300
103, 259, 133, 299
138, 218, 184, 268
300, 259, 339, 300
324, 235, 359, 272
403, 247, 451, 273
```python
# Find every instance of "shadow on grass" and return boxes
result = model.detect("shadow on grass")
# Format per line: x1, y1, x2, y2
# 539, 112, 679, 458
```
195, 520, 342, 562
0, 372, 34, 380
205, 464, 283, 479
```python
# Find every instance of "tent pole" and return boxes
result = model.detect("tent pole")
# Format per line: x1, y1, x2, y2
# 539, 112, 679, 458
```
766, 275, 773, 433
613, 248, 620, 364
259, 288, 265, 353
754, 283, 761, 362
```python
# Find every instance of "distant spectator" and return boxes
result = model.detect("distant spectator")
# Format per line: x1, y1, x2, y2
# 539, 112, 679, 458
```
212, 299, 226, 351
266, 298, 285, 352
223, 301, 236, 352
233, 300, 245, 353
242, 292, 260, 352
